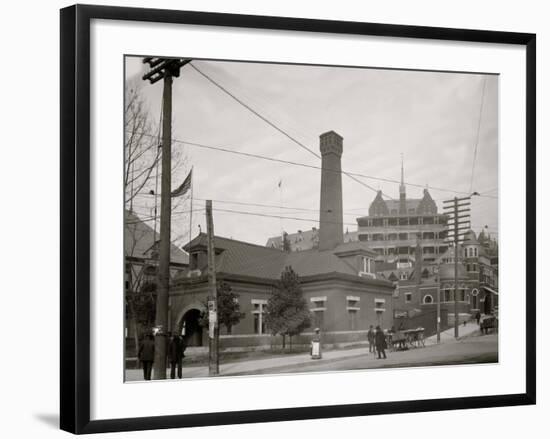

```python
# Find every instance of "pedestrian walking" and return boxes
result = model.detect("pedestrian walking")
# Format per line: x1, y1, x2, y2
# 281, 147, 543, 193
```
168, 334, 186, 379
367, 325, 376, 354
476, 311, 481, 325
375, 325, 387, 359
138, 333, 155, 380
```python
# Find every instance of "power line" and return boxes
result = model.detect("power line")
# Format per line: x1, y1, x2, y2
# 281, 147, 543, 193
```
126, 208, 204, 225
137, 195, 368, 217
129, 131, 497, 200
189, 62, 394, 200
212, 207, 358, 227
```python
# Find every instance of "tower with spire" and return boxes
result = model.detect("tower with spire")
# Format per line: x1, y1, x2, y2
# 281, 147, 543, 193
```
357, 154, 447, 267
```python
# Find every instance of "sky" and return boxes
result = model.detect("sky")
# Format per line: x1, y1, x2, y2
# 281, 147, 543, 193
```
125, 57, 498, 248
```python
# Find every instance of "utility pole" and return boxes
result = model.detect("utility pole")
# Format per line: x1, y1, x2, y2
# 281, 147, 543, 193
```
206, 200, 219, 376
443, 196, 471, 339
142, 57, 190, 379
436, 266, 441, 343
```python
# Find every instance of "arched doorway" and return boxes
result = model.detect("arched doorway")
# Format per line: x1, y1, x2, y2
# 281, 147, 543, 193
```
179, 309, 203, 347
483, 291, 492, 315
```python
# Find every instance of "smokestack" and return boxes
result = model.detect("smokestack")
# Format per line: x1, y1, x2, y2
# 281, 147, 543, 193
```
318, 131, 344, 250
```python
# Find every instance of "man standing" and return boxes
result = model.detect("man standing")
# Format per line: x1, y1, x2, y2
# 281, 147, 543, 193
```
138, 333, 155, 380
375, 326, 387, 359
367, 325, 375, 354
168, 334, 186, 379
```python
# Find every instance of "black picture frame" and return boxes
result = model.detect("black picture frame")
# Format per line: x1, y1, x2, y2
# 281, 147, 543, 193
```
60, 4, 536, 434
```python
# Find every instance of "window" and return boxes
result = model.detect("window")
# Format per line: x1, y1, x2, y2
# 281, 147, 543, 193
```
442, 289, 453, 303
361, 257, 373, 275
310, 296, 327, 329
405, 292, 412, 303
423, 294, 433, 304
374, 298, 386, 315
313, 310, 324, 329
251, 300, 267, 335
474, 248, 478, 257
400, 272, 408, 280
348, 309, 358, 330
190, 252, 200, 269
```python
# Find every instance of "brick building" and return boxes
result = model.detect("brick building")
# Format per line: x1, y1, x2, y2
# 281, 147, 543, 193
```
169, 131, 395, 349
385, 229, 499, 329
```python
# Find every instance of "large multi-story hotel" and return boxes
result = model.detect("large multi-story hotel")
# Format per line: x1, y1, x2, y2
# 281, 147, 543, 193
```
356, 162, 449, 265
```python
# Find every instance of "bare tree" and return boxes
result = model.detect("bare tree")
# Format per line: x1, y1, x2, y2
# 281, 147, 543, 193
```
124, 79, 190, 362
125, 81, 161, 208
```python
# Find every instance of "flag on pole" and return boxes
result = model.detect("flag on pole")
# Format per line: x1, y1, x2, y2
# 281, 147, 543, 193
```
171, 169, 193, 197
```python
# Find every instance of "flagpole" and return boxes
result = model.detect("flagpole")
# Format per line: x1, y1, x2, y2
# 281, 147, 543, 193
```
279, 178, 283, 249
188, 166, 194, 246
153, 150, 160, 247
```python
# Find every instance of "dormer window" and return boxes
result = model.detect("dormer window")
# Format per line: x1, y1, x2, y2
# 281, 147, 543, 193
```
359, 256, 375, 278
362, 256, 372, 273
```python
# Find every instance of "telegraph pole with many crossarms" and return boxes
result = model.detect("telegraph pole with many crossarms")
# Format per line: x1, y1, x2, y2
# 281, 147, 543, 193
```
142, 57, 190, 379
443, 196, 471, 339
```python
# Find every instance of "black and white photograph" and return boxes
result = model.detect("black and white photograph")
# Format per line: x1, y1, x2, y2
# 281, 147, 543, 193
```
124, 56, 499, 381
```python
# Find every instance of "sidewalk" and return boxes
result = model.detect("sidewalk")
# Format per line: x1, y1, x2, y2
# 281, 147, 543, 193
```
424, 321, 480, 345
126, 346, 374, 381
126, 322, 485, 382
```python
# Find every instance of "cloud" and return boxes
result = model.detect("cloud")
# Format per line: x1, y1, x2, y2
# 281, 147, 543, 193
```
128, 57, 498, 245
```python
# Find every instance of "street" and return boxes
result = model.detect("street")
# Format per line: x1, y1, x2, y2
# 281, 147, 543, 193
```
243, 334, 498, 375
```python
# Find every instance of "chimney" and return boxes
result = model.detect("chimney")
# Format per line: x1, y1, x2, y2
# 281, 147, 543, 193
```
318, 131, 344, 250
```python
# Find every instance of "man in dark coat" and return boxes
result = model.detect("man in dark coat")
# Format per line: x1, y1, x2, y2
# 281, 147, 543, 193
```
367, 325, 375, 354
375, 325, 387, 359
138, 334, 155, 380
168, 334, 186, 379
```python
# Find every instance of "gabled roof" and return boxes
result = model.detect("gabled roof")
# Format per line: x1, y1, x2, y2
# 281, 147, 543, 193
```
186, 233, 390, 284
125, 210, 189, 265
462, 229, 479, 245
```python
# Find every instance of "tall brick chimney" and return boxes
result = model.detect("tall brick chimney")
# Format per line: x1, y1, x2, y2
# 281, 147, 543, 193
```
318, 131, 344, 251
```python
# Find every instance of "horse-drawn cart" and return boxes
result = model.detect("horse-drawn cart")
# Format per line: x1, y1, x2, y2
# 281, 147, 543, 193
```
388, 327, 425, 350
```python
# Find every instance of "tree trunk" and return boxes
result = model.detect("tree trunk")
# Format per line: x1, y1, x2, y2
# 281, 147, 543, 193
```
282, 334, 286, 350
289, 335, 292, 353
